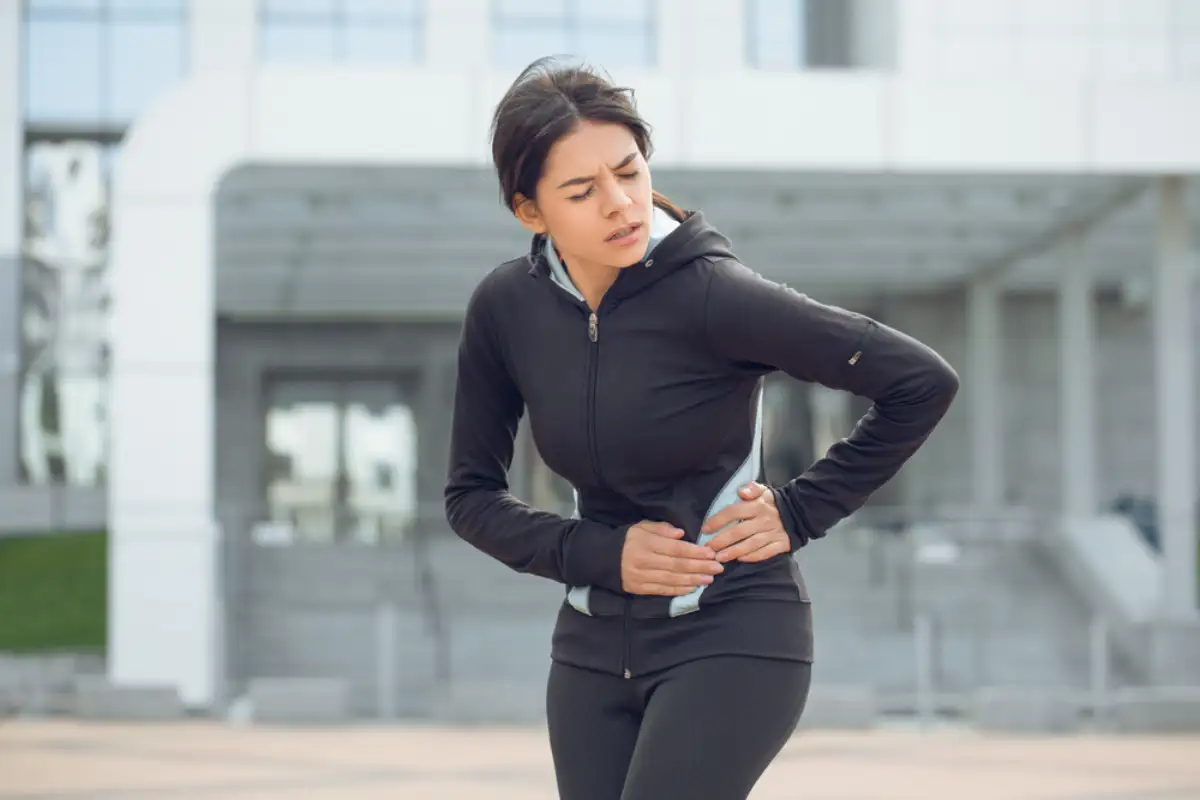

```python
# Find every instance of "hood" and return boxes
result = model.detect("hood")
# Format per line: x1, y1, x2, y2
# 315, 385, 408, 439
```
529, 205, 737, 304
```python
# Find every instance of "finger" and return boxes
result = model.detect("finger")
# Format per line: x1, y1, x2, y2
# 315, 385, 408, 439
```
652, 537, 717, 560
660, 554, 724, 575
644, 568, 714, 587
716, 532, 776, 563
738, 482, 766, 500
639, 583, 701, 597
737, 537, 790, 563
701, 500, 755, 534
638, 521, 685, 538
707, 518, 772, 554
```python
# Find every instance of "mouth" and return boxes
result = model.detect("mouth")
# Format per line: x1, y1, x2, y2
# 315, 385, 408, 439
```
606, 221, 643, 243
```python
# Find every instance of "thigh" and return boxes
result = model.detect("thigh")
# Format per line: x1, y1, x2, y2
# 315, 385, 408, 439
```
621, 656, 811, 800
546, 661, 642, 800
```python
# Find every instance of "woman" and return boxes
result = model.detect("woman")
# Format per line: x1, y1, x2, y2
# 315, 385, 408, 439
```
445, 57, 959, 800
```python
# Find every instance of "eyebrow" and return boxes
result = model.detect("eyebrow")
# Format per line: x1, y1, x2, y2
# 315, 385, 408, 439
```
556, 152, 639, 189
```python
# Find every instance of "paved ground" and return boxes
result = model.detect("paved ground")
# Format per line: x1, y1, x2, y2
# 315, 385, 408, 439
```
2, 720, 1200, 799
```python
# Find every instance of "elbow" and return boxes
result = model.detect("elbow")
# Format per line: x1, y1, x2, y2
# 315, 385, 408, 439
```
929, 357, 960, 412
894, 349, 959, 421
443, 481, 472, 539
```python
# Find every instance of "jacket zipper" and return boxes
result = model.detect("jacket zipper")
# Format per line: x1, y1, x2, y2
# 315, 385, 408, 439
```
847, 321, 879, 366
585, 311, 602, 484
586, 308, 633, 679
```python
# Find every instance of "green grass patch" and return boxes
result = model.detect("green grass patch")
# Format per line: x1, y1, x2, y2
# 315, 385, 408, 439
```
0, 531, 107, 653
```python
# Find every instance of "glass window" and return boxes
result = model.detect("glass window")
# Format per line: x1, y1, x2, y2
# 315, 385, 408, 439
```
344, 0, 420, 19
262, 0, 336, 17
108, 19, 188, 123
262, 24, 339, 62
746, 0, 806, 69
21, 1, 187, 489
342, 24, 421, 63
578, 0, 651, 24
20, 141, 113, 486
25, 17, 105, 123
108, 0, 187, 15
27, 1, 104, 11
492, 0, 657, 68
260, 0, 424, 64
24, 0, 189, 127
265, 380, 419, 545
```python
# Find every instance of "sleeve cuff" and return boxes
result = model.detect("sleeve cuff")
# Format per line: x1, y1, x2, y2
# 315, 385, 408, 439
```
772, 484, 815, 553
563, 521, 629, 594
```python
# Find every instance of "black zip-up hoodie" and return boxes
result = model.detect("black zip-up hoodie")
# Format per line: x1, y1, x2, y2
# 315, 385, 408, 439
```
445, 207, 959, 679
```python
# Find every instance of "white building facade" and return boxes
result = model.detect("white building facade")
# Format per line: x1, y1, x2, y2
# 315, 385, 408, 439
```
2, 1, 1198, 713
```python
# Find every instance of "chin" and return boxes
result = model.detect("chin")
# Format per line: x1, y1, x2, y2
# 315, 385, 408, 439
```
611, 252, 646, 269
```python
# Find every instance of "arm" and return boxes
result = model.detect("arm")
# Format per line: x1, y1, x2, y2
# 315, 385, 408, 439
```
703, 259, 960, 550
443, 279, 627, 593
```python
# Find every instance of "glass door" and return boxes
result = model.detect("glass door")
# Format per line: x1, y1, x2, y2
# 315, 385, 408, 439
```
263, 378, 418, 545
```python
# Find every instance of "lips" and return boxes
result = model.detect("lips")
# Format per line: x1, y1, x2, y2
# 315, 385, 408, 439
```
606, 222, 642, 242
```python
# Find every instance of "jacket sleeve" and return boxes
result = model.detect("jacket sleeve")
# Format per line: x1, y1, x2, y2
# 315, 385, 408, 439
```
703, 259, 960, 551
443, 278, 628, 593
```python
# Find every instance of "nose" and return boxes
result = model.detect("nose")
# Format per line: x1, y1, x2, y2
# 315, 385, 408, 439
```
598, 173, 633, 217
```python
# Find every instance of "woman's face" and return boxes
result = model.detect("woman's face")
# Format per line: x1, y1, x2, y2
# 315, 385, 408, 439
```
515, 119, 654, 271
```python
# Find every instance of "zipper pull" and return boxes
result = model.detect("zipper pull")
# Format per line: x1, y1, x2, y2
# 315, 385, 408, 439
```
588, 312, 598, 342
848, 351, 862, 365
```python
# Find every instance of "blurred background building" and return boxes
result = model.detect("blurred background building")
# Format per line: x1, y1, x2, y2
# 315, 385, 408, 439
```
1, 0, 1198, 724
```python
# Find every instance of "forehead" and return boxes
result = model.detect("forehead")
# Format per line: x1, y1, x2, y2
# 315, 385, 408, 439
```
542, 120, 639, 180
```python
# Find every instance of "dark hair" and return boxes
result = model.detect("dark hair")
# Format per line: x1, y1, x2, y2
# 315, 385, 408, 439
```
489, 56, 684, 220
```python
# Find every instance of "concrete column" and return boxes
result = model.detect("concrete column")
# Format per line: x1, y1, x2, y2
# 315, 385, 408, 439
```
1059, 232, 1098, 521
1154, 176, 1198, 621
189, 0, 257, 73
968, 277, 1005, 514
0, 1, 21, 485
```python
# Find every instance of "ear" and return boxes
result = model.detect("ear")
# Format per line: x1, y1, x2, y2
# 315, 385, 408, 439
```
512, 193, 548, 235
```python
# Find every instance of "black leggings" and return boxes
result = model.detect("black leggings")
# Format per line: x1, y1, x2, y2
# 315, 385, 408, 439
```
546, 655, 811, 800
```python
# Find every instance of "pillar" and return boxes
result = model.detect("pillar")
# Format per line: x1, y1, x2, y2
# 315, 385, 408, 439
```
1154, 176, 1198, 620
1059, 232, 1098, 521
969, 276, 1005, 515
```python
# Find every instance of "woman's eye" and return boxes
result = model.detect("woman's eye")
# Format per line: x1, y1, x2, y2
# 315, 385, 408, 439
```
568, 171, 637, 201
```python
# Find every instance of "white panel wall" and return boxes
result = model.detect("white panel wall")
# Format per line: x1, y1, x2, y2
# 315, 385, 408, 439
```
898, 0, 1200, 79
188, 0, 257, 73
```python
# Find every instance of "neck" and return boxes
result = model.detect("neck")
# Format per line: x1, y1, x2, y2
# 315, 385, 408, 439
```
557, 249, 620, 311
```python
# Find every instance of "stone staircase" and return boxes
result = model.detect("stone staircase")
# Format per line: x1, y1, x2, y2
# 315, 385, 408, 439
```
797, 523, 1139, 714
249, 518, 1136, 723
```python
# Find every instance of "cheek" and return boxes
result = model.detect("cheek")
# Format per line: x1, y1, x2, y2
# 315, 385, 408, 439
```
543, 201, 597, 247
632, 174, 654, 208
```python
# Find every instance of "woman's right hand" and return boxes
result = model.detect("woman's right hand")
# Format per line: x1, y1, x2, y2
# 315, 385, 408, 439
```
620, 521, 724, 596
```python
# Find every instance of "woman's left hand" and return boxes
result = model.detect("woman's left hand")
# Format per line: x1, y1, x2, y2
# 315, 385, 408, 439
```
700, 482, 791, 563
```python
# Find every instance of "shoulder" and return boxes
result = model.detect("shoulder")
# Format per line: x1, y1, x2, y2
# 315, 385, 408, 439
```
465, 256, 535, 322
691, 255, 783, 309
